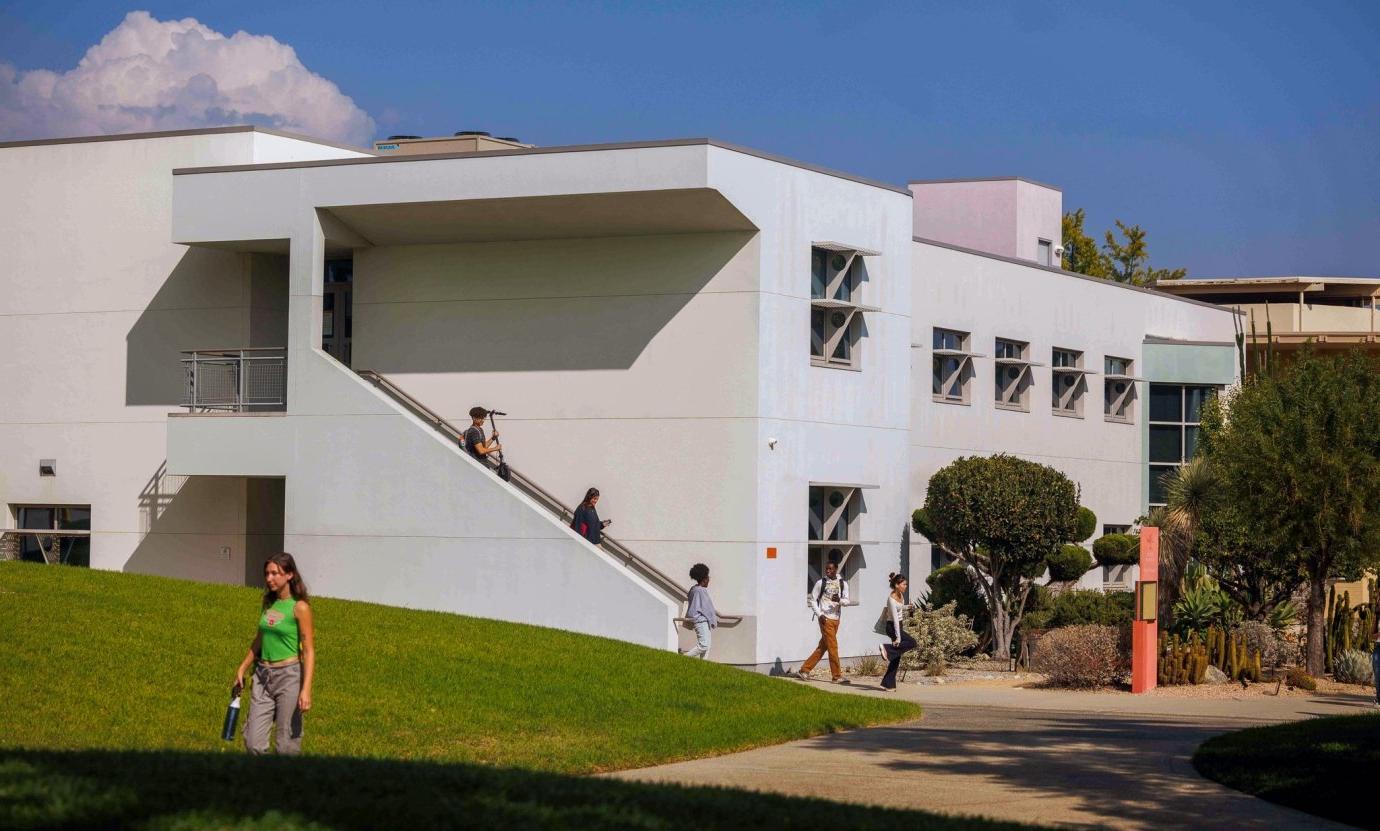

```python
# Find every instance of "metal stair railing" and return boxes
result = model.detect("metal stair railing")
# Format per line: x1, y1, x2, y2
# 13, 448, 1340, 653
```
356, 369, 741, 625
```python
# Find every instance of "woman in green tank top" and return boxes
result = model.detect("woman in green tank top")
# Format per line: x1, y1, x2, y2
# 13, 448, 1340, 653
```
233, 552, 316, 755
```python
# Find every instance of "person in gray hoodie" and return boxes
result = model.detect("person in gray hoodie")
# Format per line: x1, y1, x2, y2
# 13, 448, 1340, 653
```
684, 563, 718, 659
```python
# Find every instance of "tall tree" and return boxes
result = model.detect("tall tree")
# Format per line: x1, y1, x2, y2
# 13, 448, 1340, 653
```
1199, 350, 1380, 674
1191, 493, 1303, 621
1062, 211, 1187, 285
915, 455, 1086, 660
1102, 220, 1187, 285
1061, 209, 1108, 278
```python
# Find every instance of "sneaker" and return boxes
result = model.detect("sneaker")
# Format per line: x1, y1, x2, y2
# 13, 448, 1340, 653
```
795, 669, 812, 681
834, 677, 850, 685
880, 685, 896, 692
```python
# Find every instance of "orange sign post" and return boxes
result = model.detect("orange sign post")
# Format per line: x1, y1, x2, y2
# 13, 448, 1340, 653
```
1131, 527, 1159, 694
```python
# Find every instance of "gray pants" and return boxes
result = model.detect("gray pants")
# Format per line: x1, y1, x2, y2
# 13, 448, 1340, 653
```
245, 662, 303, 755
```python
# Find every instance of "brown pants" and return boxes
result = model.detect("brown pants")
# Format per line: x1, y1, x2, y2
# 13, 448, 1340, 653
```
800, 616, 841, 679
245, 662, 303, 756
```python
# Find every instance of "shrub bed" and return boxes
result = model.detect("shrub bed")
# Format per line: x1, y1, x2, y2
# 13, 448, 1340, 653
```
1032, 624, 1124, 688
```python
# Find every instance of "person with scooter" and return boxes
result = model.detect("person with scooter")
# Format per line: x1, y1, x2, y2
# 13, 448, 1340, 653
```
463, 406, 510, 480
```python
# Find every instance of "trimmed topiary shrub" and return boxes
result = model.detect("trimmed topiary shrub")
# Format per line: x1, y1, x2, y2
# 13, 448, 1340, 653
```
1092, 533, 1139, 566
1033, 624, 1124, 688
911, 508, 936, 540
1333, 649, 1375, 686
1285, 667, 1317, 691
924, 563, 989, 636
1046, 545, 1094, 583
1074, 507, 1098, 542
1037, 589, 1133, 629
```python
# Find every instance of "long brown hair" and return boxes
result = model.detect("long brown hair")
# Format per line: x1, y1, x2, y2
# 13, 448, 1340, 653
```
262, 552, 310, 609
579, 487, 600, 509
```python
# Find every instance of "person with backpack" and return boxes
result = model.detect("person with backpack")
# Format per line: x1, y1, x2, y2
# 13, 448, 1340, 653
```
877, 572, 917, 691
571, 487, 611, 545
233, 552, 315, 755
683, 563, 718, 659
463, 406, 501, 464
795, 556, 854, 683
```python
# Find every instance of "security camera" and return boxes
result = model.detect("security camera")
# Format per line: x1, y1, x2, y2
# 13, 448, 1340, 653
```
767, 437, 779, 450
1054, 245, 1065, 259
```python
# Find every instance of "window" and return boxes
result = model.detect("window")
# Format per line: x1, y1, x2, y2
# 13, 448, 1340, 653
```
994, 338, 1033, 411
1103, 356, 1138, 423
1037, 239, 1053, 266
807, 485, 864, 598
1148, 384, 1220, 507
932, 328, 973, 404
1101, 524, 1133, 587
10, 504, 90, 566
1051, 347, 1086, 417
809, 245, 874, 369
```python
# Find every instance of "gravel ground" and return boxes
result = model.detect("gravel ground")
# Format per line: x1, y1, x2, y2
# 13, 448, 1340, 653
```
849, 660, 1375, 698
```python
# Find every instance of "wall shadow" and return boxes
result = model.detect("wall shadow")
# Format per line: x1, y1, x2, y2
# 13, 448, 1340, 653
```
356, 232, 755, 374
123, 462, 273, 585
125, 249, 287, 406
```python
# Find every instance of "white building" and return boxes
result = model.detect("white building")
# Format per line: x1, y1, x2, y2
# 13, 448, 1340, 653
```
1, 128, 1236, 668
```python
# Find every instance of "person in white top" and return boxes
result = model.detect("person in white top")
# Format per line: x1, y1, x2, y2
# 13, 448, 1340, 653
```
795, 558, 855, 683
877, 572, 917, 691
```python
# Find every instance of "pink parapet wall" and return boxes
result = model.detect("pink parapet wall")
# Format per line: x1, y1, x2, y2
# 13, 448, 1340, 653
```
1131, 527, 1160, 694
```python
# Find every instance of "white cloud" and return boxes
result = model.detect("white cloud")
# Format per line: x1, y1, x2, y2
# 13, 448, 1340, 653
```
0, 11, 375, 145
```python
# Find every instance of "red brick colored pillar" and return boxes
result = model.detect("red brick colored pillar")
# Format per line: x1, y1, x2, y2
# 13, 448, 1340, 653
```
1131, 527, 1159, 694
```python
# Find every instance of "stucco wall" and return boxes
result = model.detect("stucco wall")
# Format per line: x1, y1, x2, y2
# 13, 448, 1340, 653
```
0, 130, 375, 582
910, 241, 1238, 591
911, 180, 1017, 258
1013, 180, 1062, 263
350, 232, 761, 620
708, 147, 914, 666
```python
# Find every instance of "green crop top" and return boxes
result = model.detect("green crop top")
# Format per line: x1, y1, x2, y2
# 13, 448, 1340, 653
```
258, 597, 300, 662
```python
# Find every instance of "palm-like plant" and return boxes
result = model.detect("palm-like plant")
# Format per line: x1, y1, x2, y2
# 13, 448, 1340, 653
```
1155, 456, 1217, 621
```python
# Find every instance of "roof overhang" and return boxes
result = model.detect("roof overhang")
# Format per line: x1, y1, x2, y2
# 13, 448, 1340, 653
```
319, 188, 755, 247
1156, 276, 1380, 298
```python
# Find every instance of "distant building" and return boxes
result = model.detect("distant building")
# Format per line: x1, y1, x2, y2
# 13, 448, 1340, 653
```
1157, 274, 1379, 606
1155, 276, 1380, 370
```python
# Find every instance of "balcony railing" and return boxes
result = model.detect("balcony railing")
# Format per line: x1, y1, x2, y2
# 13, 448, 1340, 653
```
181, 348, 286, 412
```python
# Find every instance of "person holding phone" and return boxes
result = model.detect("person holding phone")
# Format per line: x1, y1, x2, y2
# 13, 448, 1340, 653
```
571, 487, 611, 544
234, 552, 315, 755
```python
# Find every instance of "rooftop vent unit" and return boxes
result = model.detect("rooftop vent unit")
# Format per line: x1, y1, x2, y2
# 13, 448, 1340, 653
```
373, 131, 534, 155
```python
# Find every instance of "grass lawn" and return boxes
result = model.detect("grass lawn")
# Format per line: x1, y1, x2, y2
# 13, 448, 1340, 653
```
0, 563, 1030, 830
1192, 712, 1380, 829
0, 562, 917, 771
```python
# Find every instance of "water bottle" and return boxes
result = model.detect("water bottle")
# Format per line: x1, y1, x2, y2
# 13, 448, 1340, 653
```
221, 682, 242, 741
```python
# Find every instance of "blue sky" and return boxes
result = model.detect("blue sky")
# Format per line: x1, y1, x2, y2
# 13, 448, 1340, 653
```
2, 1, 1376, 276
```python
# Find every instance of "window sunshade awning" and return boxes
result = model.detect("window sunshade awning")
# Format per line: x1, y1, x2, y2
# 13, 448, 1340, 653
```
813, 240, 882, 257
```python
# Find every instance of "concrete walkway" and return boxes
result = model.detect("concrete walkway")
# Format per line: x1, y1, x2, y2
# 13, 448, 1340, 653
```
610, 680, 1375, 830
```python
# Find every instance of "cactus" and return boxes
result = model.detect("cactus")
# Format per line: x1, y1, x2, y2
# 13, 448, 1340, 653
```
1158, 632, 1211, 685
